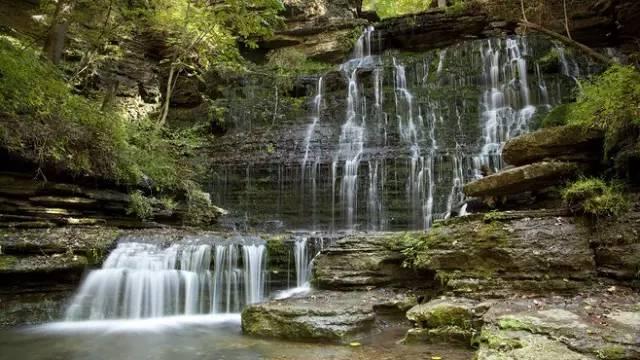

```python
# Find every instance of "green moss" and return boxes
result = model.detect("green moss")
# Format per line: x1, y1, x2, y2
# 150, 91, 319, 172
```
0, 255, 18, 270
497, 316, 538, 333
562, 178, 629, 218
537, 48, 561, 73
542, 103, 571, 128
596, 345, 626, 360
476, 222, 509, 246
400, 219, 508, 270
565, 65, 640, 155
425, 305, 473, 330
474, 328, 523, 351
266, 236, 290, 266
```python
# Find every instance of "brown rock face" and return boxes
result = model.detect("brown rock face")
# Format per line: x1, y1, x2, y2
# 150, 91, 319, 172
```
502, 125, 604, 167
463, 161, 580, 198
311, 234, 435, 290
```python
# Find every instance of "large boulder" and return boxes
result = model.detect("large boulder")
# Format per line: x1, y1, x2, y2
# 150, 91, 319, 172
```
404, 297, 482, 345
241, 290, 380, 343
400, 211, 596, 297
463, 161, 580, 198
502, 125, 604, 166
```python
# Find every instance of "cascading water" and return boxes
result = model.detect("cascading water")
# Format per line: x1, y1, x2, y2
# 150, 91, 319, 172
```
208, 33, 594, 231
332, 27, 375, 231
65, 237, 267, 320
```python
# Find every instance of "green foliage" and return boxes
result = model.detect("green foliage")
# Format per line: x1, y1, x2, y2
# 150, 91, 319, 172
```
184, 184, 219, 226
267, 48, 308, 69
150, 0, 283, 72
446, 0, 474, 15
363, 0, 433, 19
0, 37, 195, 191
562, 178, 629, 218
127, 191, 154, 220
264, 48, 335, 92
541, 103, 571, 128
565, 65, 640, 154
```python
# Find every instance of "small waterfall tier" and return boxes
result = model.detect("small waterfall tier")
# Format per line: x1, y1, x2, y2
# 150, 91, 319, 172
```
65, 235, 267, 320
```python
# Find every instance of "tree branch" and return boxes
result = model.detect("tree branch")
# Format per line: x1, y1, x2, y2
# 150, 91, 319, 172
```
519, 21, 614, 65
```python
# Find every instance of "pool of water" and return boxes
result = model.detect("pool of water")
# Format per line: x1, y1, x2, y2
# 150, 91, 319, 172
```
0, 315, 473, 360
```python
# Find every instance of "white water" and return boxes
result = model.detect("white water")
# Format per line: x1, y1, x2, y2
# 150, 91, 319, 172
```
332, 26, 375, 231
65, 238, 267, 321
478, 37, 537, 173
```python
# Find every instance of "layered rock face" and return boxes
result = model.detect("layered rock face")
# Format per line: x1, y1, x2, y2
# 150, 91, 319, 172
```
0, 227, 120, 326
311, 234, 435, 290
463, 125, 605, 203
259, 0, 368, 62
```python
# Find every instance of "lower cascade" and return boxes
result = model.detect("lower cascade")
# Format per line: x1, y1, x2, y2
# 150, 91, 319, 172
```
65, 237, 267, 320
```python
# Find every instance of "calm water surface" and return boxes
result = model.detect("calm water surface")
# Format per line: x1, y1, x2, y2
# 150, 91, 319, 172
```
0, 315, 473, 360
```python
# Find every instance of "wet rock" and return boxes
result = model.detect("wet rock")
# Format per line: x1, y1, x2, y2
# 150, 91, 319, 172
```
0, 226, 120, 260
241, 290, 376, 343
406, 297, 477, 329
0, 290, 72, 328
259, 0, 367, 62
476, 328, 590, 360
375, 7, 515, 52
0, 254, 88, 273
463, 161, 580, 198
399, 212, 596, 296
312, 233, 435, 290
404, 297, 480, 345
591, 211, 640, 282
502, 125, 604, 166
478, 293, 640, 359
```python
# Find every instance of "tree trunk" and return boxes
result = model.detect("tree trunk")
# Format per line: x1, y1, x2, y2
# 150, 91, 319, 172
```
438, 0, 447, 8
158, 64, 176, 126
43, 0, 74, 64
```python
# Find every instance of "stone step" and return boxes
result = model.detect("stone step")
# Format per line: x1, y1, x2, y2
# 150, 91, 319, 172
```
502, 125, 603, 166
463, 161, 580, 198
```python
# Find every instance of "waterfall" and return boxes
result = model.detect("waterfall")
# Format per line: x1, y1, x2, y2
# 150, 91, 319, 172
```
208, 34, 593, 232
478, 37, 536, 173
65, 237, 267, 321
301, 77, 324, 174
294, 237, 309, 287
332, 26, 375, 230
242, 243, 266, 305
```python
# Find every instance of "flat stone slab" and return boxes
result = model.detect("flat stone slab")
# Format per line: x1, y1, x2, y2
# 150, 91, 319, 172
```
502, 125, 603, 166
463, 161, 579, 197
477, 289, 640, 359
242, 289, 414, 343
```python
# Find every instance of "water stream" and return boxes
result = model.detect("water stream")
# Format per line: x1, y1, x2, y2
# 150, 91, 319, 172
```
209, 31, 592, 232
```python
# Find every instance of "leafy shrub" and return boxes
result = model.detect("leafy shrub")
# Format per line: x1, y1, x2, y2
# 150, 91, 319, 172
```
184, 184, 219, 226
562, 178, 629, 218
267, 48, 307, 69
566, 65, 640, 154
127, 191, 154, 220
363, 0, 432, 19
0, 36, 200, 192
